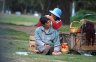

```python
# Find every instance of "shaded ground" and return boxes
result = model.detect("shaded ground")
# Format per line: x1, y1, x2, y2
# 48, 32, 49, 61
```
0, 24, 36, 62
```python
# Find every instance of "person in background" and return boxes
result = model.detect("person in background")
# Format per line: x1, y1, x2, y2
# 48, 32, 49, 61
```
34, 16, 61, 55
36, 8, 62, 30
80, 19, 95, 46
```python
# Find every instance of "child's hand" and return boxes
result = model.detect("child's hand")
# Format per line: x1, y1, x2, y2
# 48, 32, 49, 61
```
45, 15, 54, 21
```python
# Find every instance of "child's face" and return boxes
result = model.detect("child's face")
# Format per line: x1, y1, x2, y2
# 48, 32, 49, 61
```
51, 14, 56, 19
45, 20, 51, 28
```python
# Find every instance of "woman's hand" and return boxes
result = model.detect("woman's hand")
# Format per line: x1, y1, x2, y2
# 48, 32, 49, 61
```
45, 44, 51, 48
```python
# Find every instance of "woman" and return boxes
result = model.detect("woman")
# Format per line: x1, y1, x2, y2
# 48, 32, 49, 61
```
35, 16, 61, 55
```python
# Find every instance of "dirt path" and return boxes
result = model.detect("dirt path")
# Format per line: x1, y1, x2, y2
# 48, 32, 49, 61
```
0, 23, 36, 35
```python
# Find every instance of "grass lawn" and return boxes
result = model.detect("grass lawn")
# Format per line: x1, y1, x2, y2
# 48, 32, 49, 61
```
0, 14, 40, 26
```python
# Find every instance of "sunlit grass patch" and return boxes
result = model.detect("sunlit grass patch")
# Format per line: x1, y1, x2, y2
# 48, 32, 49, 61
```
0, 14, 40, 26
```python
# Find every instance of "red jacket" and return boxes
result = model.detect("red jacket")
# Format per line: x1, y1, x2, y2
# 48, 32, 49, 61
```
36, 20, 62, 29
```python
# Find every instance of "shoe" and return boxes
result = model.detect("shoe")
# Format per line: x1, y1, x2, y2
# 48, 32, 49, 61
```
52, 51, 62, 55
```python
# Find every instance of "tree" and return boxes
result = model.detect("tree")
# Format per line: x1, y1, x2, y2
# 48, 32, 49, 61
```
75, 0, 96, 12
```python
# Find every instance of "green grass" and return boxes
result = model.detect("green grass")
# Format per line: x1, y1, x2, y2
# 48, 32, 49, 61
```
70, 10, 96, 22
0, 28, 29, 40
0, 28, 29, 59
26, 54, 96, 62
0, 14, 40, 26
59, 25, 70, 32
0, 28, 29, 52
59, 22, 81, 32
70, 21, 81, 28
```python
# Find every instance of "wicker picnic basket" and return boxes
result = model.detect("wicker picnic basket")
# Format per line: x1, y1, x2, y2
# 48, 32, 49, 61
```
28, 36, 38, 53
70, 21, 81, 33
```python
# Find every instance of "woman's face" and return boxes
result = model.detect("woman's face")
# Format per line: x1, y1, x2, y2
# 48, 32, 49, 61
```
45, 20, 51, 28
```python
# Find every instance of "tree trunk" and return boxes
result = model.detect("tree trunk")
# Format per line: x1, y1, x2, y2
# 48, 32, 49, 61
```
2, 0, 5, 13
59, 0, 72, 25
42, 0, 58, 16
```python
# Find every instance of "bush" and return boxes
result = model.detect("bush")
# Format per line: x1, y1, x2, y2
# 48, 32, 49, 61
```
70, 10, 96, 22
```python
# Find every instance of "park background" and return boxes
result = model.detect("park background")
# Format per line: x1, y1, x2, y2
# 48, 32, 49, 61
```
0, 0, 96, 62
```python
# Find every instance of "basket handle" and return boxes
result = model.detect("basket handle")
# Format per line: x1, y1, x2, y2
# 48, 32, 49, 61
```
70, 22, 72, 28
70, 21, 80, 28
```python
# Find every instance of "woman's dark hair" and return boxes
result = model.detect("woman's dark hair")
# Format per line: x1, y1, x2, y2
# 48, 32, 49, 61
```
40, 16, 50, 25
